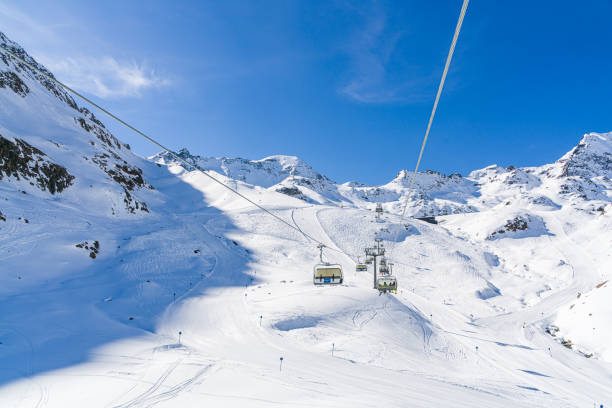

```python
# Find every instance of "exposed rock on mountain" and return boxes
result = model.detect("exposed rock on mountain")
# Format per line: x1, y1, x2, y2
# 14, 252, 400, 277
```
559, 132, 612, 179
0, 31, 153, 215
155, 132, 612, 219
0, 134, 74, 194
491, 215, 529, 235
276, 186, 306, 200
0, 70, 29, 96
75, 240, 100, 259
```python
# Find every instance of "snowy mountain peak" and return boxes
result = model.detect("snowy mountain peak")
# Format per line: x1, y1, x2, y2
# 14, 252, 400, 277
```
394, 169, 411, 180
558, 131, 612, 179
258, 154, 300, 164
0, 31, 81, 111
151, 149, 334, 195
255, 154, 320, 176
152, 129, 611, 217
0, 32, 52, 78
385, 169, 466, 197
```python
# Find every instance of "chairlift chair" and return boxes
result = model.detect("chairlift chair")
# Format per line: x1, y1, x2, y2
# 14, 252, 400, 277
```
355, 256, 368, 272
365, 257, 373, 265
313, 244, 343, 285
378, 257, 389, 274
314, 264, 343, 285
377, 275, 397, 294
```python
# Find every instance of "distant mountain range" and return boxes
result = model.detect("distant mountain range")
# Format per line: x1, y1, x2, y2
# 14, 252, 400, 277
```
152, 131, 611, 218
2, 28, 609, 223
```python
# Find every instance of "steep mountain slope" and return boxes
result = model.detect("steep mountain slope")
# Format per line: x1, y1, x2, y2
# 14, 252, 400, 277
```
552, 280, 612, 360
1, 31, 611, 407
0, 32, 154, 218
0, 29, 250, 388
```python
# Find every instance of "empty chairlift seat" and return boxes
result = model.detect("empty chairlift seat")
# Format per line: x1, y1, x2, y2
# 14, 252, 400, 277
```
313, 264, 343, 285
378, 258, 389, 274
356, 263, 368, 272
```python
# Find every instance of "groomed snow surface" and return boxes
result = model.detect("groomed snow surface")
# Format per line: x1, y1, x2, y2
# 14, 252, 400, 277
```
1, 162, 611, 407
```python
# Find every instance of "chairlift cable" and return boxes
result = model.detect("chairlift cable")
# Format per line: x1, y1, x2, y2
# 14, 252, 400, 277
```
0, 45, 354, 261
389, 0, 469, 260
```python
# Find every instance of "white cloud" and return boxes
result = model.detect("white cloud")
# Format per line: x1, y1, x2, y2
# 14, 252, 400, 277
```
39, 56, 170, 99
338, 3, 429, 104
341, 80, 402, 104
0, 2, 170, 99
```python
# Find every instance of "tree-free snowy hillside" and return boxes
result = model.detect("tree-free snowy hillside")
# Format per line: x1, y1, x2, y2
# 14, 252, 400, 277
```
1, 31, 611, 407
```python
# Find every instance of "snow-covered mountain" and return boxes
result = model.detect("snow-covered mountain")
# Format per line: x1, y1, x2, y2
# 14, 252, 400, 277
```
1, 31, 611, 407
0, 32, 155, 217
151, 149, 481, 214
153, 130, 612, 218
151, 149, 345, 203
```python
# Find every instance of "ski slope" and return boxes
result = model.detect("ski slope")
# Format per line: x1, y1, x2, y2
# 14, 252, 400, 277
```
2, 161, 611, 407
1, 30, 611, 407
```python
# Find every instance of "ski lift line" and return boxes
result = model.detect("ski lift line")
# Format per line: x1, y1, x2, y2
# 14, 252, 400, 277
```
389, 0, 469, 258
0, 45, 352, 260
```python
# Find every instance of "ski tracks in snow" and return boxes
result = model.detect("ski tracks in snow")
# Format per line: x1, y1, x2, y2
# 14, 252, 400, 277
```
110, 360, 180, 408
351, 309, 377, 330
110, 357, 214, 408
33, 383, 49, 408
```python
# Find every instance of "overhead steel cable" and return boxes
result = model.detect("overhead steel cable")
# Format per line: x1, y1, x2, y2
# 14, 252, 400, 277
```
389, 0, 469, 259
0, 44, 352, 259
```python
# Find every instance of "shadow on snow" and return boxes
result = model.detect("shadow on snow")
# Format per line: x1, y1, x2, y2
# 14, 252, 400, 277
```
0, 162, 256, 386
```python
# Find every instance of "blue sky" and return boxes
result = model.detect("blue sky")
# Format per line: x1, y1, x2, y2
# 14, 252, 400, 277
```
1, 0, 611, 185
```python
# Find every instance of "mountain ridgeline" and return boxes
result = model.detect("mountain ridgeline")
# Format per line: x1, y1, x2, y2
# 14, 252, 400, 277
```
0, 31, 157, 217
152, 131, 612, 218
1, 29, 610, 224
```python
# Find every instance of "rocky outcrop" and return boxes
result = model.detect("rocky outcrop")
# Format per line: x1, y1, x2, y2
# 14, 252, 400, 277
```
559, 133, 612, 179
1, 31, 152, 215
276, 186, 306, 201
76, 240, 100, 259
91, 153, 151, 213
0, 71, 29, 96
487, 216, 529, 239
0, 134, 74, 194
1, 32, 78, 109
